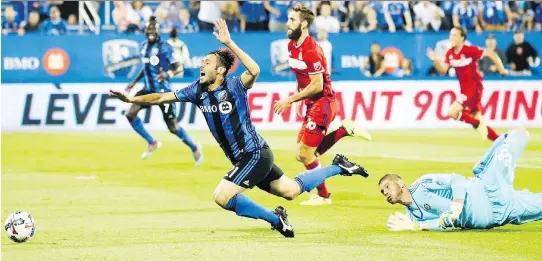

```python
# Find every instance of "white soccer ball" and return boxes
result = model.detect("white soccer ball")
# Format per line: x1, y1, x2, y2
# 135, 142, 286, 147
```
4, 211, 36, 243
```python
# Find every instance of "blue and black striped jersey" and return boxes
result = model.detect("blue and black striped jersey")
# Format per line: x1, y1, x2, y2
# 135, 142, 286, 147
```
175, 77, 266, 163
140, 39, 177, 93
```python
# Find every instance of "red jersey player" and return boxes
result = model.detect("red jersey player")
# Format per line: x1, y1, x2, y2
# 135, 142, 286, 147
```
273, 4, 371, 206
426, 27, 507, 141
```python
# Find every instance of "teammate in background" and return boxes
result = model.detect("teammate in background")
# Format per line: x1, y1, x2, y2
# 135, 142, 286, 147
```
125, 16, 202, 164
110, 19, 369, 238
274, 4, 371, 206
426, 26, 507, 141
380, 128, 541, 231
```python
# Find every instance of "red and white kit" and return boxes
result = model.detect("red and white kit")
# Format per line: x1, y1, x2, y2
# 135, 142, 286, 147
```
444, 44, 485, 112
288, 35, 338, 147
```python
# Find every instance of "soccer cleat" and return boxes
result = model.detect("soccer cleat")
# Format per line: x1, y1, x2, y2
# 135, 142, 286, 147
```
300, 194, 332, 206
193, 144, 203, 166
332, 154, 369, 177
341, 119, 372, 141
141, 141, 162, 159
271, 206, 294, 238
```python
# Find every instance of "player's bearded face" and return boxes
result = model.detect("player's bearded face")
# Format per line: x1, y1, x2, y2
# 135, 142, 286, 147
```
286, 14, 302, 40
199, 55, 217, 85
380, 180, 402, 204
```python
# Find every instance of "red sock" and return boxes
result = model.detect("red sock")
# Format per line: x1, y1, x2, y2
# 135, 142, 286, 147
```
315, 128, 348, 156
487, 126, 499, 141
459, 111, 480, 127
316, 183, 329, 198
304, 159, 329, 198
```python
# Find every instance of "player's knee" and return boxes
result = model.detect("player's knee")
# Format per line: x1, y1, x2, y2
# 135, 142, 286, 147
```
297, 150, 313, 165
295, 150, 304, 163
282, 190, 299, 201
167, 126, 177, 134
125, 114, 135, 122
213, 191, 230, 209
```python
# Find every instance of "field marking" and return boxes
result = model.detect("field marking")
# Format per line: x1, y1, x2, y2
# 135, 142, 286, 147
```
75, 176, 97, 180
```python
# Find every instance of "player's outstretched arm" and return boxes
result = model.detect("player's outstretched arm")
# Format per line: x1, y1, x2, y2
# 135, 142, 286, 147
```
213, 18, 260, 89
484, 50, 508, 76
109, 90, 177, 105
387, 212, 448, 232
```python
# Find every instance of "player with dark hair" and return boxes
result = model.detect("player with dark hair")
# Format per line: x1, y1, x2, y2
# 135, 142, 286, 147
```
110, 19, 369, 238
274, 4, 371, 206
124, 16, 202, 164
427, 26, 507, 141
379, 128, 541, 231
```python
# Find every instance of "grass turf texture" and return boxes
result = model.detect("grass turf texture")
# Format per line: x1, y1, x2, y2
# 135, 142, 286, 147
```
2, 129, 542, 261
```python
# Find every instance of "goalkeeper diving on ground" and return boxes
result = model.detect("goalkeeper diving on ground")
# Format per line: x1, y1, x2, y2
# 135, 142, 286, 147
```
379, 127, 541, 231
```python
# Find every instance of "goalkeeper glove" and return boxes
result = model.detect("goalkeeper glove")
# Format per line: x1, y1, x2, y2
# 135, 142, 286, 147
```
439, 202, 463, 229
439, 211, 455, 229
387, 212, 421, 231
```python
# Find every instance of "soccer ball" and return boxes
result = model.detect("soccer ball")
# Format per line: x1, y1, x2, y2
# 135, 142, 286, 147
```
4, 211, 36, 243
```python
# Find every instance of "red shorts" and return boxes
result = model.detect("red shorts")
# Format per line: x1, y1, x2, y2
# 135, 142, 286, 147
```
296, 98, 338, 147
458, 87, 483, 113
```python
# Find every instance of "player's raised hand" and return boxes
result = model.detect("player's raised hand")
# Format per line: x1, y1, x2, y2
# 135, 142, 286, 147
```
213, 18, 232, 45
426, 48, 436, 61
273, 98, 292, 115
109, 89, 132, 103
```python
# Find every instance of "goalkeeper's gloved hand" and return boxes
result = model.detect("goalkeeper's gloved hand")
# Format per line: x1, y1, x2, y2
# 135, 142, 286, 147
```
439, 211, 455, 229
439, 202, 463, 229
387, 212, 420, 231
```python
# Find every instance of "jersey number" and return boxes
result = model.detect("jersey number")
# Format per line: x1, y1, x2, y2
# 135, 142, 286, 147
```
227, 166, 239, 179
306, 119, 317, 130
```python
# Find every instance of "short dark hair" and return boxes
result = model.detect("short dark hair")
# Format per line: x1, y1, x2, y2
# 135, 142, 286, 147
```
378, 174, 402, 185
452, 26, 467, 40
170, 28, 177, 39
210, 49, 235, 75
292, 3, 315, 28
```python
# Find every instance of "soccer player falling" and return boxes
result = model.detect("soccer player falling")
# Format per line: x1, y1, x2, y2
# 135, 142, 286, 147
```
110, 19, 369, 238
124, 16, 202, 164
426, 26, 507, 141
273, 4, 371, 206
379, 128, 541, 231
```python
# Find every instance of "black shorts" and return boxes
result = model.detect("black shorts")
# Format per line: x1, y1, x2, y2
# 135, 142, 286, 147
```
224, 144, 285, 192
135, 89, 176, 121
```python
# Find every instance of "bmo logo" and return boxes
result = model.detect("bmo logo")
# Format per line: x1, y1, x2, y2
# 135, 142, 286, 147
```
199, 101, 233, 114
3, 57, 40, 71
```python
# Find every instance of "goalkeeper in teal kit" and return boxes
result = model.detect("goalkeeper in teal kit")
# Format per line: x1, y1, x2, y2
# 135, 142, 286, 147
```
378, 128, 542, 231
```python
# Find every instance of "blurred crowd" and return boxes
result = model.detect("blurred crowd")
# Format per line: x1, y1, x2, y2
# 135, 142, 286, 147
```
1, 1, 539, 78
2, 1, 542, 35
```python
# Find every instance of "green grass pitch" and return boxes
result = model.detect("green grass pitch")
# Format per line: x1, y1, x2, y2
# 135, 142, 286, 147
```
2, 129, 542, 261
